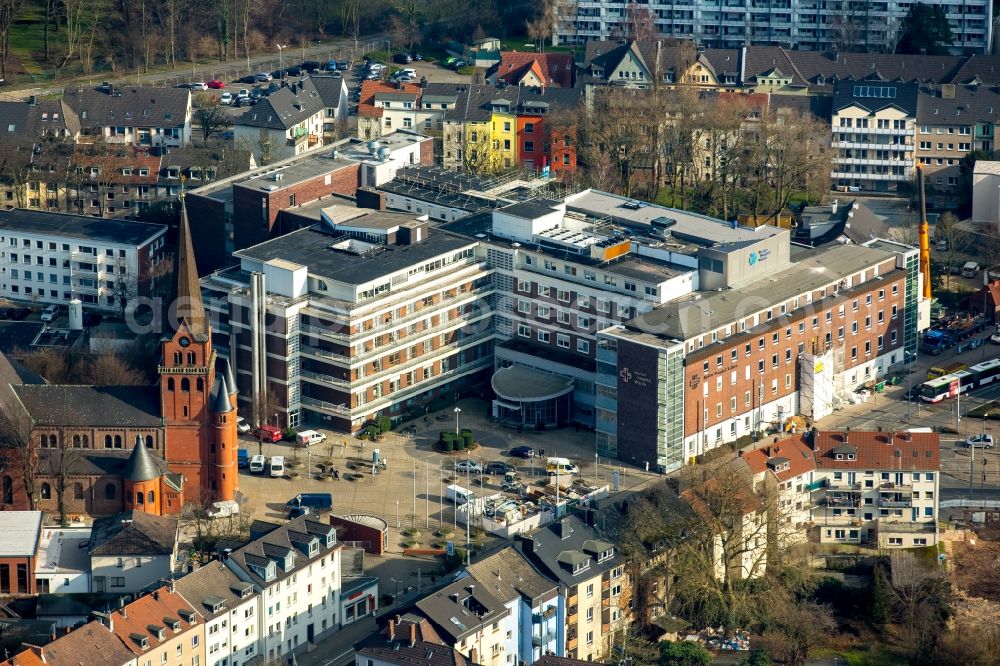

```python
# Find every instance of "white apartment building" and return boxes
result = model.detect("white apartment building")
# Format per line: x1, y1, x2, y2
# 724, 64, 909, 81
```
202, 205, 494, 431
555, 0, 992, 54
174, 563, 261, 666
739, 437, 818, 545
0, 209, 167, 311
810, 430, 940, 548
831, 81, 918, 193
416, 579, 513, 666
224, 517, 342, 662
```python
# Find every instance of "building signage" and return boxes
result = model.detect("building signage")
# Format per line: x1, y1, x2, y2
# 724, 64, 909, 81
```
619, 366, 651, 387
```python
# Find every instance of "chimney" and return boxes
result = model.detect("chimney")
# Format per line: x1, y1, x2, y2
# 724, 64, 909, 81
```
169, 579, 176, 593
26, 644, 45, 663
388, 618, 395, 641
420, 76, 427, 88
28, 95, 36, 106
409, 622, 416, 648
831, 199, 838, 214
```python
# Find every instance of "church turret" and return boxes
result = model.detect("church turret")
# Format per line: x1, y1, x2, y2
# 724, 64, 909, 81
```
222, 358, 238, 410
212, 372, 238, 502
123, 436, 164, 515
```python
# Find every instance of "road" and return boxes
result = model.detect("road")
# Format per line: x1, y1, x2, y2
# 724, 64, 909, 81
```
815, 338, 1000, 500
0, 35, 387, 102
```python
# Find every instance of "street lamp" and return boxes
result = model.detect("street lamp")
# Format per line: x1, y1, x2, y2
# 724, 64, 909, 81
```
276, 44, 287, 75
395, 500, 400, 529
454, 407, 462, 435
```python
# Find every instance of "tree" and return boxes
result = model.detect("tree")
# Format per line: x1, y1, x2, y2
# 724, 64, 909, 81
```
0, 406, 38, 510
0, 0, 23, 82
896, 2, 954, 55
79, 352, 147, 385
52, 447, 84, 527
193, 99, 234, 145
934, 212, 968, 286
869, 563, 892, 627
525, 0, 556, 52
624, 2, 658, 42
760, 596, 836, 665
658, 640, 711, 666
738, 650, 773, 666
181, 496, 252, 565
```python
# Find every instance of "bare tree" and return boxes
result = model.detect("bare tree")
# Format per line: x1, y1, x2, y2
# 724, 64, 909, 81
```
624, 2, 658, 42
760, 593, 837, 665
53, 447, 85, 527
0, 0, 23, 82
935, 212, 968, 287
526, 0, 556, 52
0, 407, 38, 510
80, 352, 147, 385
111, 257, 138, 318
193, 99, 234, 145
181, 497, 253, 566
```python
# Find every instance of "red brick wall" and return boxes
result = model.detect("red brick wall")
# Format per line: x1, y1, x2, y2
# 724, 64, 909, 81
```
0, 555, 37, 595
329, 515, 386, 555
419, 137, 434, 165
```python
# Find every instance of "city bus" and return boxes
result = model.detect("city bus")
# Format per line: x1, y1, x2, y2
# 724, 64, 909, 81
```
919, 357, 1000, 403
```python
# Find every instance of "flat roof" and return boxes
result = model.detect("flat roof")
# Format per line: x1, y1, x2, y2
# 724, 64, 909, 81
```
0, 209, 166, 246
629, 243, 897, 340
0, 512, 43, 557
498, 198, 563, 219
37, 528, 92, 574
235, 222, 476, 287
491, 365, 574, 402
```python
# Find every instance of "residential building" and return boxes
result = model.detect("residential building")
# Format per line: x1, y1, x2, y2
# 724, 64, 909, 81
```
355, 614, 474, 666
356, 81, 426, 140
554, 0, 992, 54
831, 81, 917, 193
739, 437, 818, 543
0, 511, 43, 595
104, 585, 205, 666
915, 83, 1000, 196
0, 198, 240, 512
415, 578, 512, 666
63, 85, 192, 148
35, 527, 92, 594
809, 429, 940, 548
465, 547, 560, 663
518, 516, 627, 662
0, 209, 167, 310
2, 620, 137, 666
223, 517, 342, 661
681, 479, 768, 581
88, 510, 178, 594
201, 205, 494, 431
174, 563, 260, 666
185, 131, 431, 274
487, 52, 576, 88
0, 98, 80, 143
233, 77, 347, 164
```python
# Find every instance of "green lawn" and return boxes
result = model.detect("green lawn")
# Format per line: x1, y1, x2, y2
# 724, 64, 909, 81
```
9, 5, 52, 76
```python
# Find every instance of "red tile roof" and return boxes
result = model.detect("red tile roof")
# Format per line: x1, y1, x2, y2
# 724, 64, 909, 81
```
740, 437, 816, 482
4, 621, 136, 666
110, 586, 202, 655
357, 81, 423, 119
495, 52, 575, 88
810, 430, 940, 471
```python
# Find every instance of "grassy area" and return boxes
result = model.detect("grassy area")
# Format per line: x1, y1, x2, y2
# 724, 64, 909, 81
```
833, 649, 911, 666
9, 5, 52, 76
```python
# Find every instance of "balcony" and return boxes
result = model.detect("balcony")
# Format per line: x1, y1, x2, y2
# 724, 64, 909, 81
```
879, 496, 912, 508
834, 126, 915, 136
820, 495, 861, 508
824, 480, 862, 492
300, 396, 352, 417
531, 632, 557, 647
878, 482, 912, 493
832, 141, 914, 151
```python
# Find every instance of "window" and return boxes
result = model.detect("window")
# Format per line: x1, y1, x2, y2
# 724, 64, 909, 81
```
577, 339, 590, 354
537, 330, 550, 343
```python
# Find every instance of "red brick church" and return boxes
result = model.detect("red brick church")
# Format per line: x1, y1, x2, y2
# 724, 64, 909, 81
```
0, 197, 238, 517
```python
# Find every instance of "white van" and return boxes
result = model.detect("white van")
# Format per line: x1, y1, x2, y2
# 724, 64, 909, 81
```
249, 455, 266, 474
445, 484, 476, 506
296, 430, 327, 447
269, 455, 285, 477
962, 261, 980, 278
546, 457, 579, 476
40, 304, 59, 322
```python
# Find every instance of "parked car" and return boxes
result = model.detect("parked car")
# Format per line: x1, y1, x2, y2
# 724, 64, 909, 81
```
546, 457, 579, 476
266, 82, 281, 95
991, 332, 1000, 344
220, 92, 233, 105
509, 445, 536, 459
237, 88, 250, 100
250, 87, 266, 100
301, 60, 322, 72
40, 304, 59, 322
296, 430, 327, 447
393, 53, 413, 64
449, 59, 466, 70
249, 455, 266, 473
454, 459, 483, 474
445, 484, 476, 505
237, 449, 249, 468
236, 416, 251, 434
485, 461, 514, 475
268, 455, 285, 477
395, 75, 414, 83
337, 60, 350, 69
255, 72, 273, 82
7, 307, 29, 320
207, 79, 225, 89
190, 82, 209, 90
965, 434, 994, 449
271, 68, 288, 79
254, 424, 282, 442
324, 60, 337, 71
410, 52, 423, 61
237, 74, 258, 84
285, 65, 302, 77
286, 493, 333, 519
81, 312, 102, 326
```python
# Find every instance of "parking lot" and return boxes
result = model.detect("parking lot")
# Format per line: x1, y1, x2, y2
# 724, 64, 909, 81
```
236, 397, 658, 552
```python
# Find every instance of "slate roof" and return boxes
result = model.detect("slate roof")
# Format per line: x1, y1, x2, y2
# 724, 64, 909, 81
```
832, 80, 919, 115
810, 430, 940, 471
415, 578, 509, 643
517, 515, 620, 587
0, 512, 43, 557
356, 615, 472, 666
465, 546, 557, 605
916, 83, 1000, 124
35, 448, 169, 480
0, 209, 166, 246
63, 86, 190, 130
12, 385, 161, 427
309, 75, 347, 109
0, 100, 79, 144
5, 620, 135, 666
229, 515, 339, 587
122, 440, 163, 482
89, 511, 178, 556
236, 78, 326, 130
173, 562, 255, 620
155, 146, 252, 183
71, 146, 161, 186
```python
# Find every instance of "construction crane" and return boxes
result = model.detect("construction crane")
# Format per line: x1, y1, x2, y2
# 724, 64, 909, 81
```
916, 163, 932, 300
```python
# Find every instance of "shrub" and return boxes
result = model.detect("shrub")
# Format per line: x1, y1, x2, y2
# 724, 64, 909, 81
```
457, 65, 476, 75
462, 431, 474, 449
377, 416, 392, 433
442, 439, 454, 452
283, 429, 297, 441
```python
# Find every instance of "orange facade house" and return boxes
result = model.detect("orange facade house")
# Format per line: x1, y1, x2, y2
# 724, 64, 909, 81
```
0, 197, 238, 518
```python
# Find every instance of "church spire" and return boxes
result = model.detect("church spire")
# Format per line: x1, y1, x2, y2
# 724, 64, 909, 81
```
173, 194, 208, 340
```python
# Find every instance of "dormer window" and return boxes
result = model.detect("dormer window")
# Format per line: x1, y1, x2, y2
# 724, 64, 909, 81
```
598, 547, 614, 562
572, 560, 590, 574
167, 168, 179, 179
138, 168, 149, 176
131, 633, 149, 649
147, 625, 166, 641
122, 168, 132, 176
164, 617, 181, 631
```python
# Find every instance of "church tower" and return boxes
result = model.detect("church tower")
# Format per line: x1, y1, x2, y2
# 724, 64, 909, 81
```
160, 195, 238, 503
122, 436, 165, 516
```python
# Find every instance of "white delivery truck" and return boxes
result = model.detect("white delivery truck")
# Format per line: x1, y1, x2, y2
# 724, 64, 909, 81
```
296, 430, 327, 447
546, 457, 579, 476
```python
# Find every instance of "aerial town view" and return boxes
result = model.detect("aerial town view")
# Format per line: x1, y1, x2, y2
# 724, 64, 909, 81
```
1, 1, 1000, 665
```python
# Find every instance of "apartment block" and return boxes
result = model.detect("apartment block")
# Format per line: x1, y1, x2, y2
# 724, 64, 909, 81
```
0, 209, 167, 311
740, 437, 818, 542
62, 85, 192, 148
556, 0, 992, 54
174, 563, 260, 666
202, 205, 494, 430
831, 81, 917, 193
808, 430, 940, 548
223, 517, 342, 662
415, 579, 513, 666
